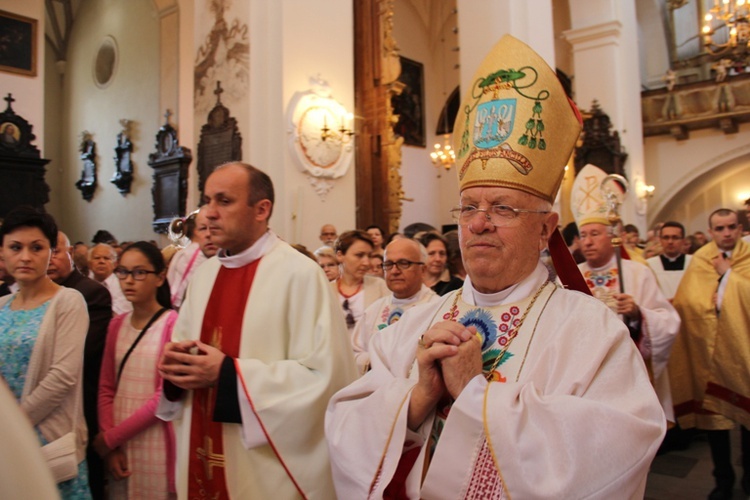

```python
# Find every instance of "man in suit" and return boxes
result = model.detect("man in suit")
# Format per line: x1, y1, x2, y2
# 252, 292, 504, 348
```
48, 231, 112, 500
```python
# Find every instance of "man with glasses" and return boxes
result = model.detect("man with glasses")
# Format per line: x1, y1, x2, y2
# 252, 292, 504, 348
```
670, 208, 750, 499
326, 35, 665, 499
351, 238, 438, 374
646, 221, 691, 300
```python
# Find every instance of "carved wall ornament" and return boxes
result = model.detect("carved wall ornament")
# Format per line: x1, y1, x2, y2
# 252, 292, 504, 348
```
149, 110, 192, 234
574, 100, 628, 178
0, 93, 50, 216
76, 131, 97, 202
111, 118, 133, 195
287, 75, 355, 198
197, 81, 242, 196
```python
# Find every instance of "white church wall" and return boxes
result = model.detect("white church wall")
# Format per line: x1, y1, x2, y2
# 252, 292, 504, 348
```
59, 0, 161, 244
44, 39, 63, 219
644, 124, 750, 233
243, 0, 356, 251
394, 0, 459, 233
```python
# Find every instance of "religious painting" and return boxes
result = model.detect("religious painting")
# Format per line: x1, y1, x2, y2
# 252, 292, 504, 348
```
0, 121, 20, 146
194, 0, 249, 132
392, 56, 425, 147
0, 10, 37, 77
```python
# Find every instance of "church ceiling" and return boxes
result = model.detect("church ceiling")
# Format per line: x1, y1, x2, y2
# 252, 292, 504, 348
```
44, 0, 82, 61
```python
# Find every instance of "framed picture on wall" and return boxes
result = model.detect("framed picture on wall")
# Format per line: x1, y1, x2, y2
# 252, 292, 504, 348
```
392, 56, 425, 147
0, 10, 37, 77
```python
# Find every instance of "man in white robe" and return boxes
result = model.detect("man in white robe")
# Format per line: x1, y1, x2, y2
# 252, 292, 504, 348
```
157, 163, 357, 499
326, 35, 665, 500
351, 238, 438, 374
573, 165, 680, 422
646, 221, 692, 300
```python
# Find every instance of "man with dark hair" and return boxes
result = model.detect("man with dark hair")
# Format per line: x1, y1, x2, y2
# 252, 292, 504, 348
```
670, 208, 750, 499
157, 162, 356, 498
647, 221, 691, 300
48, 231, 112, 500
403, 221, 436, 239
562, 221, 585, 264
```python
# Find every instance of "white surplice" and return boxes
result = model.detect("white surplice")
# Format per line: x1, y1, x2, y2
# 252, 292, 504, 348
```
326, 262, 665, 499
646, 254, 691, 300
351, 284, 438, 375
157, 231, 358, 499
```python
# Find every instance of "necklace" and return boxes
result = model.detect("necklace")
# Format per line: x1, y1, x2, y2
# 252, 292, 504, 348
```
448, 280, 551, 381
337, 278, 363, 299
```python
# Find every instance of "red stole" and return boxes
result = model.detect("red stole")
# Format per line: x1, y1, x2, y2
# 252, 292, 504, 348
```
188, 259, 261, 499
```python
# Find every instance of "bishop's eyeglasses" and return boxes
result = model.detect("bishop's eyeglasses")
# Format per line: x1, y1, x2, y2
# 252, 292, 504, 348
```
450, 204, 550, 227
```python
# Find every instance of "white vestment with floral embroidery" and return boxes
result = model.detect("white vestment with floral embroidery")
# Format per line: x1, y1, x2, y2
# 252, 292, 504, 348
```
326, 261, 665, 499
579, 257, 680, 422
351, 285, 438, 374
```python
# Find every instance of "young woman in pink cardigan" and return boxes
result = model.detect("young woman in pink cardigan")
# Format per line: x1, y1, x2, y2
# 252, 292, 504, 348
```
94, 241, 177, 499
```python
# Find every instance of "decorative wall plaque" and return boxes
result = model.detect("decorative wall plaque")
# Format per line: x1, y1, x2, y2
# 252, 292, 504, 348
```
149, 110, 192, 234
111, 119, 133, 195
196, 81, 242, 196
0, 93, 50, 216
76, 131, 97, 202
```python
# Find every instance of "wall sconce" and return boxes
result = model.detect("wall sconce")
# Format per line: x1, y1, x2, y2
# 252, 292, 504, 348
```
636, 180, 655, 200
321, 112, 354, 143
287, 76, 355, 198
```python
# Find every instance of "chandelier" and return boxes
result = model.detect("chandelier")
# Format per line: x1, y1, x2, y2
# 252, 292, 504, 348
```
702, 0, 750, 55
430, 135, 455, 171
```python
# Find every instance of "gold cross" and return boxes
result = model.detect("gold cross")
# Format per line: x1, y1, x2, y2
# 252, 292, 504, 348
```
196, 436, 225, 480
577, 175, 603, 212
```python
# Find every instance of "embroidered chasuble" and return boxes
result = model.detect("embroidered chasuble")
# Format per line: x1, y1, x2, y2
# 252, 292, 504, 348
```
326, 262, 666, 499
385, 281, 555, 499
188, 260, 260, 498
670, 240, 750, 430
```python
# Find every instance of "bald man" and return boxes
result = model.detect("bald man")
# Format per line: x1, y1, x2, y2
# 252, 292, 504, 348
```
351, 238, 438, 374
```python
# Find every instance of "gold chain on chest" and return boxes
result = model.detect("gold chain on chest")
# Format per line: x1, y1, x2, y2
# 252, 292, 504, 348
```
448, 281, 551, 381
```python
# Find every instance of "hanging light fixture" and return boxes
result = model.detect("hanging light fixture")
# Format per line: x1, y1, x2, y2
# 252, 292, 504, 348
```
430, 5, 457, 174
702, 0, 750, 55
430, 135, 455, 170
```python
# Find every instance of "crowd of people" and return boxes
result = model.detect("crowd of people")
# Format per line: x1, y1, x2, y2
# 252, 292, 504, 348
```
0, 34, 749, 500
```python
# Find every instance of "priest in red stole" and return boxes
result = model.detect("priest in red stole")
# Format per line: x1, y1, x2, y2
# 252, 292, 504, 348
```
157, 163, 357, 499
325, 36, 665, 499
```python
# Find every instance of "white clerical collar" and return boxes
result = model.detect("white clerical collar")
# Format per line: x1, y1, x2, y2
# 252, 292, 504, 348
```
463, 261, 548, 308
587, 255, 618, 273
391, 284, 431, 306
663, 254, 682, 262
217, 230, 279, 268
